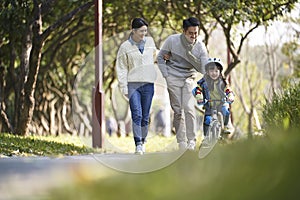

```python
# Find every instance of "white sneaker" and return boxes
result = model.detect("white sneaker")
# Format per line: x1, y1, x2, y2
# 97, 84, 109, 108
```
187, 140, 196, 151
178, 141, 187, 150
135, 144, 143, 155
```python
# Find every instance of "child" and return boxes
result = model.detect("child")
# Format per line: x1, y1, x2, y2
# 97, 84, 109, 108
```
192, 58, 235, 143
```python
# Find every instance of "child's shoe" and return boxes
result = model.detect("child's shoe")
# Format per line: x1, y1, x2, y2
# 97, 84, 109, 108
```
223, 125, 234, 134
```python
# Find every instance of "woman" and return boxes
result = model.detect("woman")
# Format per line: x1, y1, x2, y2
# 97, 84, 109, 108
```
116, 18, 157, 154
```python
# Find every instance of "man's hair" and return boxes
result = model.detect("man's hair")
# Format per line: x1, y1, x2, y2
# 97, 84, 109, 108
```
183, 17, 200, 30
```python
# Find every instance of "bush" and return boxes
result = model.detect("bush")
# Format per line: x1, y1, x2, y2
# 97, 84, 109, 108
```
262, 82, 300, 132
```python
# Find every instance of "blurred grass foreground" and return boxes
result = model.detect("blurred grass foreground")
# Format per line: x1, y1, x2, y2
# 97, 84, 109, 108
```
47, 129, 300, 200
47, 81, 300, 200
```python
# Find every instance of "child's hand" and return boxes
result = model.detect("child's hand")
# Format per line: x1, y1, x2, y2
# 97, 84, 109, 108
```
196, 94, 204, 104
225, 88, 235, 103
227, 93, 234, 103
197, 99, 204, 104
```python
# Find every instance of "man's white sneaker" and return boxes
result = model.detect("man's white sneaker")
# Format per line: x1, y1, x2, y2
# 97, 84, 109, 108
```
187, 140, 196, 151
135, 144, 143, 155
178, 141, 187, 150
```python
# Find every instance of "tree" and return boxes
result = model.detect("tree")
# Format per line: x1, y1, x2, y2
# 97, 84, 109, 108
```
0, 0, 93, 135
199, 0, 298, 77
232, 61, 266, 138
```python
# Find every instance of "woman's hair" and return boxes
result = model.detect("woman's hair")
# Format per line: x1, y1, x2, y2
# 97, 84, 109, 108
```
131, 18, 148, 29
182, 17, 200, 30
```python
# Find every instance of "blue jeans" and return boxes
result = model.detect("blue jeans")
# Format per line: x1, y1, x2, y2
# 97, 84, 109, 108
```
204, 103, 230, 125
128, 82, 154, 146
203, 103, 230, 136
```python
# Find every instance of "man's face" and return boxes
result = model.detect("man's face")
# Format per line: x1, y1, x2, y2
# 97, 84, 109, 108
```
184, 26, 199, 44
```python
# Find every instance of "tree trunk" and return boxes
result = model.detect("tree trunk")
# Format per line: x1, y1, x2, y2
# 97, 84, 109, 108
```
248, 108, 253, 139
14, 2, 44, 135
49, 98, 58, 136
0, 65, 13, 133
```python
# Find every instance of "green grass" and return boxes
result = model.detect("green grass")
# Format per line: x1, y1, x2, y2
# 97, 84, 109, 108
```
0, 132, 187, 157
0, 133, 94, 157
45, 129, 300, 200
105, 134, 181, 153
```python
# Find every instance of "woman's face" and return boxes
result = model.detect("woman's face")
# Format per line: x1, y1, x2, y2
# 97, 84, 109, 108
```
207, 66, 220, 80
132, 25, 147, 42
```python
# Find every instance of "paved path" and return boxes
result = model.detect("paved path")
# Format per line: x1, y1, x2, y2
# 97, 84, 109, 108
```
0, 150, 185, 199
0, 154, 106, 199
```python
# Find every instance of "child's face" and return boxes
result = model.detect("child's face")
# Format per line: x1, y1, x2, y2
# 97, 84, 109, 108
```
207, 66, 220, 80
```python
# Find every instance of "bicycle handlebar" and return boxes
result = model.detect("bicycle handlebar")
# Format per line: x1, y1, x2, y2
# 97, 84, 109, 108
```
198, 98, 232, 106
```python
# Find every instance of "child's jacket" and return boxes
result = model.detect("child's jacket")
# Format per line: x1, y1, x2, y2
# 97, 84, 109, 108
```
193, 76, 234, 107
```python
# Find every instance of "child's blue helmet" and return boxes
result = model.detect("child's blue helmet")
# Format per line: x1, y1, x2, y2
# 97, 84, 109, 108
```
205, 58, 224, 72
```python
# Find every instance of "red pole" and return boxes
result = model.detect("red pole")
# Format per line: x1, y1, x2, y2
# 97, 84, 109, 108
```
92, 0, 104, 148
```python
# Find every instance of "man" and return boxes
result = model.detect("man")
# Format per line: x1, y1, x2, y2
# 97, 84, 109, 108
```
157, 17, 208, 150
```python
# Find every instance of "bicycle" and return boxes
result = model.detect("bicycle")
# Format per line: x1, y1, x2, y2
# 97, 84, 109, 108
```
198, 99, 228, 159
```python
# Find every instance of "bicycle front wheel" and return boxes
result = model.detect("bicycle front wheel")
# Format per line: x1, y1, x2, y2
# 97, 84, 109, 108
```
198, 120, 221, 159
209, 120, 221, 145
